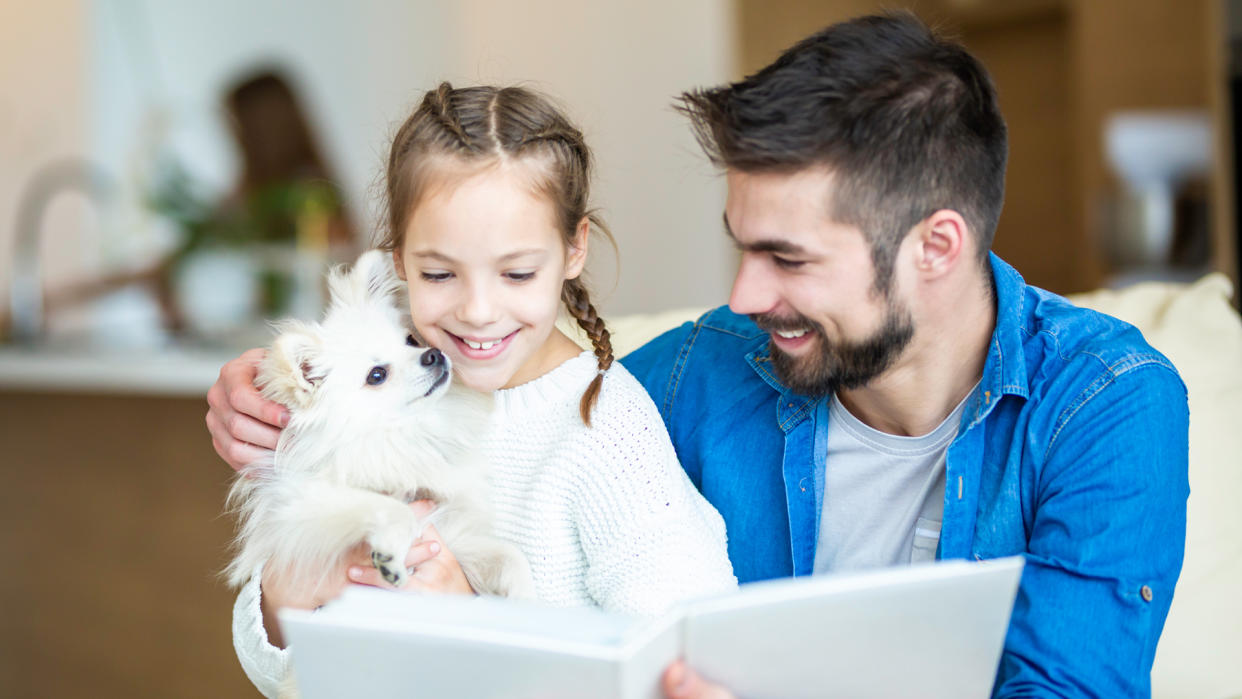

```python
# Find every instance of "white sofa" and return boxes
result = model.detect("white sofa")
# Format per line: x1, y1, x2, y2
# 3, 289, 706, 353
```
563, 273, 1242, 699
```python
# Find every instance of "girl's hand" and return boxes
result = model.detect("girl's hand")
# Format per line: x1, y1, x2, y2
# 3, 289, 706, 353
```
259, 542, 370, 648
347, 500, 475, 596
206, 348, 289, 470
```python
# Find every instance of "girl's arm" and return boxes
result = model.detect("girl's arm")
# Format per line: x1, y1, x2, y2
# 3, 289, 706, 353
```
572, 374, 737, 616
233, 571, 290, 699
233, 549, 369, 698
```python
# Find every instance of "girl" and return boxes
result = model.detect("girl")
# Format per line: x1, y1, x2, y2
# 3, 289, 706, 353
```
218, 83, 736, 696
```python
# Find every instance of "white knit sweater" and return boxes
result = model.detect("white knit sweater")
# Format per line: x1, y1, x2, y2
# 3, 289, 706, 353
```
233, 351, 737, 696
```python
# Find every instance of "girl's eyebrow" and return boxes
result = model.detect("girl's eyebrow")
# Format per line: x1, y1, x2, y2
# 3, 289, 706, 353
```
498, 248, 548, 262
411, 250, 456, 263
411, 249, 548, 263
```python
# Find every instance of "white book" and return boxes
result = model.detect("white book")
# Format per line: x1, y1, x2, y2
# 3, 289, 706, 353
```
280, 556, 1023, 699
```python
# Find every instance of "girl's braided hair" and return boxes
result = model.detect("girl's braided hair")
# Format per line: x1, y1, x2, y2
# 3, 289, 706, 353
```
377, 83, 615, 425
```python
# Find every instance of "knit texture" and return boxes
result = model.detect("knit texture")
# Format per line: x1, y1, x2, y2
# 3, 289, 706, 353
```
233, 351, 737, 696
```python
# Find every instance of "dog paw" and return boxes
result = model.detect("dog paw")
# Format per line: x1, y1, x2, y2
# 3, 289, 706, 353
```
370, 549, 406, 587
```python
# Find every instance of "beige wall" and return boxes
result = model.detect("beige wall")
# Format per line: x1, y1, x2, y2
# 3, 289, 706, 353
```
451, 0, 737, 314
0, 2, 90, 308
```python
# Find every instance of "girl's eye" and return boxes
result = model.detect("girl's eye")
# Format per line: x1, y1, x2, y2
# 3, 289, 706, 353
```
505, 271, 536, 282
773, 256, 806, 270
420, 271, 453, 282
366, 365, 389, 386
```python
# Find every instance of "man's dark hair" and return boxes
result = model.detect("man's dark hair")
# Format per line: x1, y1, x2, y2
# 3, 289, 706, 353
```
678, 12, 1008, 289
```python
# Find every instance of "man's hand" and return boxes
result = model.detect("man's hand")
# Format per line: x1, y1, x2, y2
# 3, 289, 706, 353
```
663, 660, 736, 699
346, 501, 475, 596
205, 348, 289, 470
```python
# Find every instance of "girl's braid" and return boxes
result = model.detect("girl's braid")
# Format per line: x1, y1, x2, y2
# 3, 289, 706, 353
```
429, 81, 476, 150
562, 277, 613, 426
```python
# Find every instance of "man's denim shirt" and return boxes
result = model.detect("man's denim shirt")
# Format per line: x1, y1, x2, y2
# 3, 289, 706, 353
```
622, 254, 1189, 698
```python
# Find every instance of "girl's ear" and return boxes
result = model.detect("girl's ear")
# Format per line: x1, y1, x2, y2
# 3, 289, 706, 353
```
564, 217, 590, 280
392, 248, 407, 281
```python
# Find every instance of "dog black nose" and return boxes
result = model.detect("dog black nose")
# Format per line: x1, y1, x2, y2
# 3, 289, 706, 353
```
420, 348, 444, 367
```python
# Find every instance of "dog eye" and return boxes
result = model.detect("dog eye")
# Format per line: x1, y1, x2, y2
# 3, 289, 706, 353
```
405, 334, 420, 347
366, 365, 389, 386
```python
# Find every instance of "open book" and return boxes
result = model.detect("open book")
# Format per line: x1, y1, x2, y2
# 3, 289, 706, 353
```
280, 556, 1023, 699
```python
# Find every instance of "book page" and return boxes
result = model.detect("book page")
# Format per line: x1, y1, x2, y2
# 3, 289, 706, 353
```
281, 586, 680, 699
681, 557, 1023, 699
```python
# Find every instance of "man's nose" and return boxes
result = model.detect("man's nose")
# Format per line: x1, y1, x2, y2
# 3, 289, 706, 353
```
728, 255, 779, 316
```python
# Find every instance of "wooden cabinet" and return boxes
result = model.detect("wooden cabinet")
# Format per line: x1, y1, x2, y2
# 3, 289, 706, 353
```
734, 0, 1233, 296
0, 392, 257, 697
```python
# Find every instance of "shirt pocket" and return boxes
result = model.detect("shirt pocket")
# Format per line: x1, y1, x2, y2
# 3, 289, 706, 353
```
911, 516, 942, 564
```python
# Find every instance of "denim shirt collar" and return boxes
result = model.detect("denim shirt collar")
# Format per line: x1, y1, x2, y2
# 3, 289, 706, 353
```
963, 253, 1032, 430
744, 350, 820, 432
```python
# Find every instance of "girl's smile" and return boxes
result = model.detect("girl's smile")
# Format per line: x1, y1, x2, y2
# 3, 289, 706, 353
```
393, 161, 588, 393
446, 329, 519, 359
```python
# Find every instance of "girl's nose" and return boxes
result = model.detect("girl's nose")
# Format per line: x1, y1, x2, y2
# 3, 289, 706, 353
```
457, 282, 500, 327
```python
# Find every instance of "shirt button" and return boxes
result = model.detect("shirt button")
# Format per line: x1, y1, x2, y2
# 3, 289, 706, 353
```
1140, 585, 1153, 602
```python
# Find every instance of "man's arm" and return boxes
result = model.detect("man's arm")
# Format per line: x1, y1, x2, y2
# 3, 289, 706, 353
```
206, 348, 288, 469
996, 363, 1189, 697
663, 661, 736, 699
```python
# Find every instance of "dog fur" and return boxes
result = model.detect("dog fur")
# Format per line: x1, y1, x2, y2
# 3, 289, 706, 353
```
224, 250, 533, 657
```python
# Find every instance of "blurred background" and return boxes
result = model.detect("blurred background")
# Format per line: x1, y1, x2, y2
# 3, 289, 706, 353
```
0, 0, 1237, 697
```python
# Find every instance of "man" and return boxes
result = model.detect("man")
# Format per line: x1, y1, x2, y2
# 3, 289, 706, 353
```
628, 12, 1188, 698
208, 13, 1188, 697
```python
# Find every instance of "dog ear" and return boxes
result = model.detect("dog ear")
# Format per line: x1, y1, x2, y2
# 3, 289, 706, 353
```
258, 323, 325, 410
327, 249, 404, 312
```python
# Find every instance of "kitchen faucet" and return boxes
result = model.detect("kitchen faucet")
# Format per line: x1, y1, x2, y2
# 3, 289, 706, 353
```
8, 159, 115, 343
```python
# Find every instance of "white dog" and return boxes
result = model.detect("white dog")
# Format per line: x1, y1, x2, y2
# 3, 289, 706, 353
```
225, 250, 533, 616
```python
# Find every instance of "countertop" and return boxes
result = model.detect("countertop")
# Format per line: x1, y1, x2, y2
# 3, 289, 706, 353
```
0, 343, 242, 396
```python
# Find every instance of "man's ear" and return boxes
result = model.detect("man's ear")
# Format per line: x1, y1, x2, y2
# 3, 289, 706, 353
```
259, 324, 325, 410
915, 209, 968, 279
565, 217, 590, 280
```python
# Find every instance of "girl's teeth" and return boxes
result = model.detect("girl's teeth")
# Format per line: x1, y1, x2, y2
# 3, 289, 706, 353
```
464, 339, 500, 350
776, 329, 808, 339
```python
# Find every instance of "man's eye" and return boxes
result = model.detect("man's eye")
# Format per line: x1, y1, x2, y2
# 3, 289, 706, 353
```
773, 256, 806, 270
366, 365, 389, 386
420, 271, 452, 282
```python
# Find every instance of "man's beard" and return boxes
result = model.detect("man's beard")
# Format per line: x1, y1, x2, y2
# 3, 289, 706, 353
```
754, 298, 914, 398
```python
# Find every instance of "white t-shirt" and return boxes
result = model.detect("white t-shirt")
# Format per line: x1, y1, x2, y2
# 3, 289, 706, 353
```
812, 390, 971, 573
